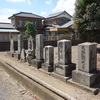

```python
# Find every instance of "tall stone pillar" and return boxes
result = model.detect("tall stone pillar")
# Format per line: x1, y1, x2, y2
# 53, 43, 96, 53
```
31, 34, 44, 69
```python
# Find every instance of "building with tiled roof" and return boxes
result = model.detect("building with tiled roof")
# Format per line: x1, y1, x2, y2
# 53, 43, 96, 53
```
9, 12, 44, 34
0, 23, 19, 42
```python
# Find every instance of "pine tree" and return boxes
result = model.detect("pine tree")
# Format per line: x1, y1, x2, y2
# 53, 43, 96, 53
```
74, 0, 100, 42
24, 21, 37, 39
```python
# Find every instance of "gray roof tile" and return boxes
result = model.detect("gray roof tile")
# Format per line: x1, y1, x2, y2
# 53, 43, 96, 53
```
9, 12, 44, 19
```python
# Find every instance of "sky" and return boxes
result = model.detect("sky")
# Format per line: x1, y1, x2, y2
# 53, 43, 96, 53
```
0, 0, 76, 23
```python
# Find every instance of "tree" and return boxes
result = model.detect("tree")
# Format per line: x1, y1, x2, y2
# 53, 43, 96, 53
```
24, 21, 37, 39
73, 0, 100, 42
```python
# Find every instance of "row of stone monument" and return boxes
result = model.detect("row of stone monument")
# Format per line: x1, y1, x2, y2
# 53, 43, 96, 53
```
9, 34, 100, 90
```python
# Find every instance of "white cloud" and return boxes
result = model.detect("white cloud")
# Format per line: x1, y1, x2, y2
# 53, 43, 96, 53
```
52, 0, 75, 15
45, 0, 52, 5
7, 0, 25, 2
40, 11, 47, 17
6, 0, 31, 4
0, 8, 16, 22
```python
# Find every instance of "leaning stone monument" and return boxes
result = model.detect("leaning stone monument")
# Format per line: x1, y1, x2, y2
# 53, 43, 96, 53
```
42, 45, 54, 72
20, 48, 26, 62
31, 34, 44, 69
52, 40, 76, 81
72, 42, 100, 87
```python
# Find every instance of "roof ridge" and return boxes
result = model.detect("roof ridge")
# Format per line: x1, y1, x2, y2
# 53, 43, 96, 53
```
8, 12, 44, 19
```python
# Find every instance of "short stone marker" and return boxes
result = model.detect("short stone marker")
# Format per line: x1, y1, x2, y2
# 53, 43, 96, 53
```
20, 48, 26, 62
72, 42, 100, 87
52, 40, 76, 81
42, 45, 54, 72
31, 34, 44, 69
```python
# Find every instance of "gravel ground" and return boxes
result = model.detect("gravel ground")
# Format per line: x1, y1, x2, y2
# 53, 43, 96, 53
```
0, 66, 40, 100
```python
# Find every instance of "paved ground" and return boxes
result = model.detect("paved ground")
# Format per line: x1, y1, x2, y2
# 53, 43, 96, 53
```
0, 44, 100, 100
0, 66, 40, 100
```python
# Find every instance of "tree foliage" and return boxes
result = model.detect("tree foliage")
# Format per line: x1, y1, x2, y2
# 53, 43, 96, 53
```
24, 21, 37, 39
73, 0, 100, 42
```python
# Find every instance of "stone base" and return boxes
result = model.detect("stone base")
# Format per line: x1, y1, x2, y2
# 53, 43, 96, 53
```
51, 72, 71, 82
42, 63, 54, 72
31, 59, 43, 69
26, 56, 35, 65
14, 53, 20, 60
54, 63, 76, 77
7, 52, 14, 57
67, 79, 99, 95
72, 70, 98, 87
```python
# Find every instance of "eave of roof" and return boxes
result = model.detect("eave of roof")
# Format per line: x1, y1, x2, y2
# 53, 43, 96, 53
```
0, 29, 19, 33
0, 23, 14, 29
8, 12, 45, 19
46, 11, 72, 19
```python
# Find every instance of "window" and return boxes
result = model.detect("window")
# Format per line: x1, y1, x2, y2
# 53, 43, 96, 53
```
33, 21, 39, 28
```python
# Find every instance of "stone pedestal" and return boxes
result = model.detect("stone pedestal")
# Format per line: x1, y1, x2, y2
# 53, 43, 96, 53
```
72, 70, 97, 87
31, 59, 43, 69
72, 42, 100, 87
54, 63, 76, 77
42, 45, 54, 72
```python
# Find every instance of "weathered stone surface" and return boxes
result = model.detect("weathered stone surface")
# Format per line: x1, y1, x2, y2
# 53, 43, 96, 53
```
54, 63, 76, 77
72, 42, 100, 88
58, 40, 71, 65
28, 36, 35, 58
20, 48, 26, 62
36, 34, 44, 60
78, 42, 97, 73
72, 70, 97, 87
18, 34, 23, 53
10, 38, 14, 53
44, 45, 54, 65
31, 59, 43, 69
42, 45, 54, 72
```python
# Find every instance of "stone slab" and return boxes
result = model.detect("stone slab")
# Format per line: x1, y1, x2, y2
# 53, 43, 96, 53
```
72, 70, 97, 87
51, 72, 71, 82
67, 79, 99, 95
42, 63, 54, 72
54, 63, 76, 77
31, 59, 43, 69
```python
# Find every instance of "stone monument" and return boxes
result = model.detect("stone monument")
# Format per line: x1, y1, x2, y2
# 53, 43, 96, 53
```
53, 40, 76, 81
42, 45, 54, 72
27, 36, 35, 65
14, 34, 23, 60
18, 34, 23, 53
8, 37, 15, 57
31, 34, 44, 69
72, 42, 100, 87
20, 48, 26, 62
